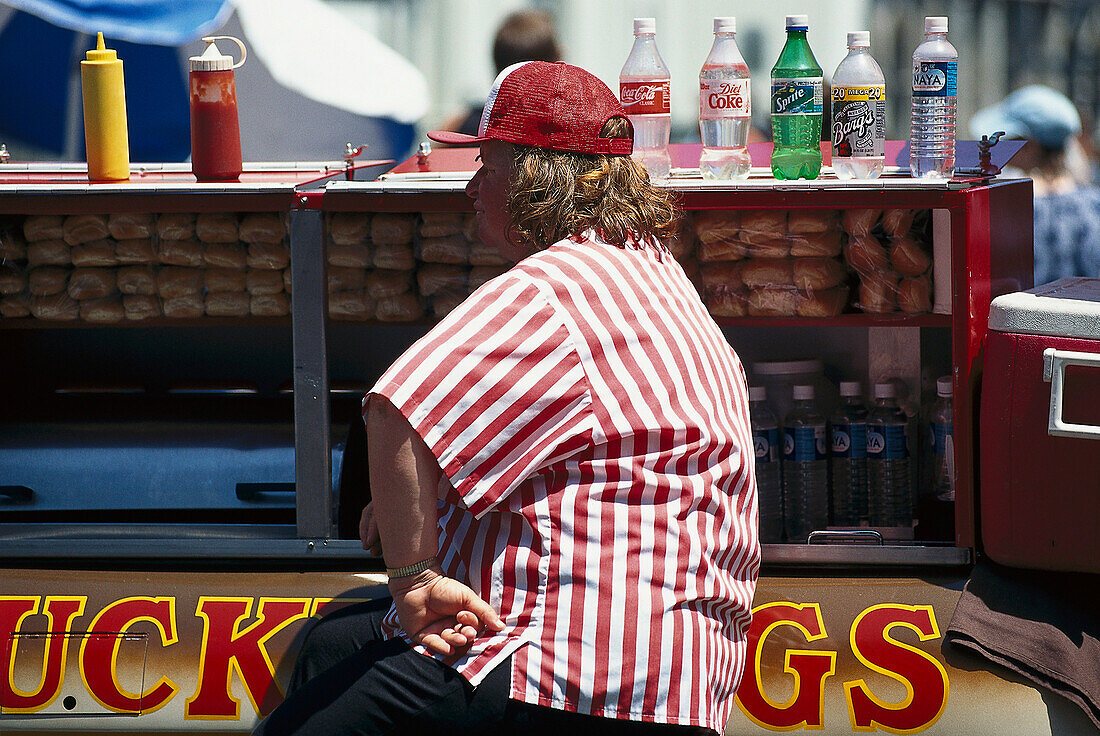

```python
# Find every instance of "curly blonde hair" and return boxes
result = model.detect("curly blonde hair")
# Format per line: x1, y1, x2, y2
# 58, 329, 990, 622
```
506, 117, 681, 251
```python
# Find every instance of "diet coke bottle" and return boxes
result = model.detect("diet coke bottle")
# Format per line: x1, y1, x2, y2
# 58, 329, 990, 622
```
699, 17, 752, 179
620, 17, 671, 179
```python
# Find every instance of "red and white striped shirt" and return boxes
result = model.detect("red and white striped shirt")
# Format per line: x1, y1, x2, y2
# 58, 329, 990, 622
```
368, 231, 759, 731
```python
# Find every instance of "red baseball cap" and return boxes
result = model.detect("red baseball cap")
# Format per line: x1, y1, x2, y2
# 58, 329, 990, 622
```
428, 61, 634, 156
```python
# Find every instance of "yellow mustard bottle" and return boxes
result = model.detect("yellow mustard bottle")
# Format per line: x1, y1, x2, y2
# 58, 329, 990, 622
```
80, 32, 130, 181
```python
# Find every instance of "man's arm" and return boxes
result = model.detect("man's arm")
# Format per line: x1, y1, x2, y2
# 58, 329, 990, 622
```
365, 395, 505, 655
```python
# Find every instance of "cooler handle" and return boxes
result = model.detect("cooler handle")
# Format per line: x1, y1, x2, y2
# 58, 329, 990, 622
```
1043, 348, 1100, 439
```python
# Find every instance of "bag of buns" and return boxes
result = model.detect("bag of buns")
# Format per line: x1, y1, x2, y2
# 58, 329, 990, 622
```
250, 292, 291, 317
0, 227, 28, 260
117, 266, 158, 295
419, 235, 469, 265
115, 238, 156, 265
67, 267, 116, 300
123, 294, 161, 321
23, 215, 64, 243
247, 242, 291, 270
328, 290, 375, 321
30, 293, 79, 321
28, 266, 70, 296
367, 268, 412, 299
80, 296, 124, 323
329, 213, 372, 246
27, 240, 71, 267
63, 214, 109, 245
108, 212, 154, 240
239, 212, 286, 244
0, 264, 26, 295
71, 239, 119, 268
371, 213, 415, 246
196, 212, 239, 243
158, 239, 204, 268
204, 242, 248, 270
431, 287, 467, 318
419, 212, 464, 238
1, 293, 31, 319
376, 292, 424, 322
205, 291, 250, 318
157, 213, 195, 241
162, 293, 204, 318
327, 266, 367, 293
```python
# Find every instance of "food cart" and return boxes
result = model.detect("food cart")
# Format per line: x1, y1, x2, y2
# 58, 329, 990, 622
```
0, 146, 1096, 734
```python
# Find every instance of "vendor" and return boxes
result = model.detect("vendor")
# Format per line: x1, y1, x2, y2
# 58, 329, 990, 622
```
255, 61, 760, 736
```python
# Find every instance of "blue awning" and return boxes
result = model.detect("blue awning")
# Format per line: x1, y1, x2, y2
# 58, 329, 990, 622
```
5, 0, 232, 45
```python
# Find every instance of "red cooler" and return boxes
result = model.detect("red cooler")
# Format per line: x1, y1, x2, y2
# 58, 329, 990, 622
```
981, 277, 1100, 573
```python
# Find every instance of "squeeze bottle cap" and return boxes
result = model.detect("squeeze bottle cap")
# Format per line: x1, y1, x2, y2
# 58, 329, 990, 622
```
85, 32, 117, 63
748, 386, 766, 402
714, 17, 736, 34
792, 384, 815, 400
633, 18, 656, 35
925, 16, 948, 33
873, 382, 896, 399
847, 31, 870, 47
189, 36, 247, 72
839, 381, 862, 397
786, 15, 809, 30
936, 376, 953, 397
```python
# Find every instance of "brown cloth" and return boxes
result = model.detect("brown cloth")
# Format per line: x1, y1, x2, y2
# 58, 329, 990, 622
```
945, 560, 1100, 729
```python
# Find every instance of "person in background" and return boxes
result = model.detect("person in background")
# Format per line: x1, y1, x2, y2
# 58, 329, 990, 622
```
253, 60, 760, 735
440, 9, 563, 136
970, 84, 1100, 285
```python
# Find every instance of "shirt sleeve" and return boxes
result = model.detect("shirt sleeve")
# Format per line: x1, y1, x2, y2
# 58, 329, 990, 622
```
367, 270, 594, 518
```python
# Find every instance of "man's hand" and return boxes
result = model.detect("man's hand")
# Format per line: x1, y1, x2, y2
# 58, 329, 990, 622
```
359, 501, 382, 556
388, 567, 505, 656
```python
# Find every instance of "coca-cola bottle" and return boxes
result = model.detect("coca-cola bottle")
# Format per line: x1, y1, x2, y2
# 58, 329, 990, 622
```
620, 17, 671, 179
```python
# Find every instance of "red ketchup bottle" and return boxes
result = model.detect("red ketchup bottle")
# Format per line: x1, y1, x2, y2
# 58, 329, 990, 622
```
189, 36, 247, 182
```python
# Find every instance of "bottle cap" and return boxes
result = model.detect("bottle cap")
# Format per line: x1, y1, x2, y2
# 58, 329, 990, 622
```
839, 381, 862, 397
713, 17, 736, 34
785, 15, 809, 30
85, 32, 117, 63
749, 386, 766, 402
847, 31, 870, 47
792, 384, 815, 400
937, 375, 953, 397
925, 16, 948, 33
189, 36, 247, 72
633, 18, 656, 35
873, 382, 896, 399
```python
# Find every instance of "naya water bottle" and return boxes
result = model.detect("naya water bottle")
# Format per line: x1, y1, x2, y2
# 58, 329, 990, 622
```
919, 375, 955, 540
749, 386, 783, 542
782, 384, 828, 542
909, 16, 958, 179
699, 17, 752, 180
770, 15, 823, 180
189, 36, 247, 182
831, 31, 886, 180
867, 382, 912, 529
829, 381, 868, 526
620, 18, 671, 179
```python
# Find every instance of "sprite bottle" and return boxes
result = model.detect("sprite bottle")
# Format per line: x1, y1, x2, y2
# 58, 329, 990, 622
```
770, 15, 823, 180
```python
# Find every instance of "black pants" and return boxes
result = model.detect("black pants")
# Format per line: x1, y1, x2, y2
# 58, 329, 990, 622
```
254, 597, 717, 736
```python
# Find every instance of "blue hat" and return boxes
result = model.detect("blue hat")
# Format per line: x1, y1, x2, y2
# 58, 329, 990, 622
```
969, 85, 1082, 150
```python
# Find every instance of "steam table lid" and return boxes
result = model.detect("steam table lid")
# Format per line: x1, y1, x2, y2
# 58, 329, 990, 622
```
988, 277, 1100, 339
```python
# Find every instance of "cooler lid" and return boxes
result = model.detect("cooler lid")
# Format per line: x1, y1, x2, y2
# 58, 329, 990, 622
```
988, 277, 1100, 339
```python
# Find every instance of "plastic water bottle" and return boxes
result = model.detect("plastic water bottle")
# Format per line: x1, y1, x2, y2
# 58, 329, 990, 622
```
830, 32, 886, 180
829, 381, 868, 526
620, 17, 671, 179
909, 16, 957, 179
918, 375, 955, 541
749, 386, 783, 542
867, 382, 912, 528
699, 17, 752, 180
782, 384, 828, 542
770, 15, 823, 180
